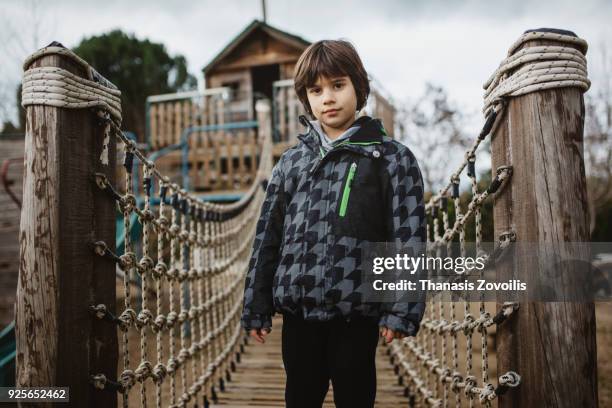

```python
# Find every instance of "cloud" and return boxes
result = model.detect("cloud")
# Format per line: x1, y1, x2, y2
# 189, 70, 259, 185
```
1, 0, 610, 131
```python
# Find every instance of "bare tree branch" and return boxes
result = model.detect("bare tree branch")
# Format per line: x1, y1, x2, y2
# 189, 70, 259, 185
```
396, 83, 471, 193
584, 40, 612, 235
0, 0, 56, 130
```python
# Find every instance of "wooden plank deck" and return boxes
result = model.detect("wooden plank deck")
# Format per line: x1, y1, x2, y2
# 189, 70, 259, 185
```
211, 315, 408, 408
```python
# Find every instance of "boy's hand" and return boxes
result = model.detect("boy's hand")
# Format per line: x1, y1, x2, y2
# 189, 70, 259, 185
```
249, 328, 271, 344
380, 327, 406, 343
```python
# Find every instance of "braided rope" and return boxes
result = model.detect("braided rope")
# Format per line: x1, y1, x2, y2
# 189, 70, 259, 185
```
388, 30, 589, 407
483, 31, 590, 114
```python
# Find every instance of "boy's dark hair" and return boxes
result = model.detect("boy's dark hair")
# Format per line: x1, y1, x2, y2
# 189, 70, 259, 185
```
293, 39, 370, 117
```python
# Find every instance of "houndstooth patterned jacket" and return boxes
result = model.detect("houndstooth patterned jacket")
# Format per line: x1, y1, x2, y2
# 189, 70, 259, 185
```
241, 115, 426, 336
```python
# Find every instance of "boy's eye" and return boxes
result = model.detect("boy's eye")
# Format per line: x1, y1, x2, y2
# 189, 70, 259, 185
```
334, 82, 344, 89
309, 88, 321, 94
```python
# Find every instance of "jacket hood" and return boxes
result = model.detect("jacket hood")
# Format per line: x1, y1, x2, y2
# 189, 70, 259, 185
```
297, 114, 387, 151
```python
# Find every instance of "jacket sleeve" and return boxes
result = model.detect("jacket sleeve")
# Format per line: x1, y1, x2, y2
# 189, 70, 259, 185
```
379, 144, 427, 336
241, 161, 286, 332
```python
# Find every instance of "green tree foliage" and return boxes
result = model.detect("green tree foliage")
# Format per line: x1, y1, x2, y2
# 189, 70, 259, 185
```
0, 121, 19, 136
73, 30, 197, 141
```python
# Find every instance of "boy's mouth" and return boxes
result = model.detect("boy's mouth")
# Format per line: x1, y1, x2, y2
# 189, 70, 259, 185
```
324, 109, 340, 115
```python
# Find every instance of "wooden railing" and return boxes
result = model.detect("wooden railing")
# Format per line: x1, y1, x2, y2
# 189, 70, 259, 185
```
146, 88, 230, 149
272, 79, 305, 144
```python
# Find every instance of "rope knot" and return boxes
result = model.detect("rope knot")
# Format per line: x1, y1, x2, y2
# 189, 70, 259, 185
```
188, 268, 198, 281
119, 252, 137, 270
90, 304, 107, 320
90, 373, 107, 390
119, 369, 136, 390
157, 216, 169, 231
428, 358, 440, 373
439, 368, 451, 384
153, 261, 167, 279
167, 357, 179, 373
124, 138, 136, 150
93, 241, 108, 257
94, 172, 110, 190
191, 342, 202, 353
502, 301, 519, 315
451, 372, 463, 392
463, 314, 475, 335
169, 224, 180, 236
499, 371, 521, 388
166, 311, 178, 327
135, 361, 153, 382
136, 309, 153, 329
118, 308, 136, 331
464, 375, 477, 397
167, 267, 180, 281
140, 209, 155, 222
119, 194, 137, 213
479, 383, 496, 402
177, 269, 188, 282
189, 382, 203, 396
437, 319, 448, 335
181, 392, 192, 404
179, 347, 192, 363
152, 363, 167, 383
152, 314, 166, 332
178, 309, 189, 323
138, 256, 154, 274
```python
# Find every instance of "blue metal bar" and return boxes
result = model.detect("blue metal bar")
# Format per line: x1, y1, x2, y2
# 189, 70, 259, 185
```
148, 142, 183, 163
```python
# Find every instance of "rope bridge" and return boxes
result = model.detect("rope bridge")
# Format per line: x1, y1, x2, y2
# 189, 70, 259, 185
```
385, 29, 590, 407
16, 28, 594, 408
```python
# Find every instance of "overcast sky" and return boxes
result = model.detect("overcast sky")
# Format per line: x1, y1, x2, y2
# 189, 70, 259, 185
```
1, 0, 611, 132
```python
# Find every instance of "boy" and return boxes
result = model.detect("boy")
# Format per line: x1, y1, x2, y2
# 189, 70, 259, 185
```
241, 39, 426, 408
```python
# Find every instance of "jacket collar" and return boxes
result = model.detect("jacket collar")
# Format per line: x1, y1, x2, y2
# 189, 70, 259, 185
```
297, 114, 385, 151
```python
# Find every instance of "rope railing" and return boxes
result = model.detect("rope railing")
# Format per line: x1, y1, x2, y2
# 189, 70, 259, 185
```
94, 116, 271, 408
21, 44, 273, 408
386, 29, 590, 407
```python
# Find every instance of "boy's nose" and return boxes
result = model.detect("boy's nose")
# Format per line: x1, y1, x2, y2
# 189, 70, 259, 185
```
322, 89, 335, 104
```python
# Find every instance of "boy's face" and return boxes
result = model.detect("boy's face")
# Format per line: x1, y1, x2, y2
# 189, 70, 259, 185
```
306, 75, 358, 138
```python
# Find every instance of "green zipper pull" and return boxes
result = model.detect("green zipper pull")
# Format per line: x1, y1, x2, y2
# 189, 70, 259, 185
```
339, 162, 357, 217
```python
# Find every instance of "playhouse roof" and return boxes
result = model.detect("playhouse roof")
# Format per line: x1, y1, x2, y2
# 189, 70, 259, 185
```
202, 19, 311, 74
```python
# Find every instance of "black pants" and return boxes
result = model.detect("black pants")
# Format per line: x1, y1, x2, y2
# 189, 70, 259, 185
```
281, 312, 380, 408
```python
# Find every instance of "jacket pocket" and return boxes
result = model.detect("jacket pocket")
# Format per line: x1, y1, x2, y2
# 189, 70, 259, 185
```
332, 157, 387, 241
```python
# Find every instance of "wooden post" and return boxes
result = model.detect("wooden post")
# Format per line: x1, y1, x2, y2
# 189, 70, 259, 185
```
256, 99, 272, 160
16, 49, 118, 407
492, 30, 598, 407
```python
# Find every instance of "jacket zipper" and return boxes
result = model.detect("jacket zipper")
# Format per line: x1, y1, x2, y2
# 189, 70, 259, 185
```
339, 162, 357, 217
